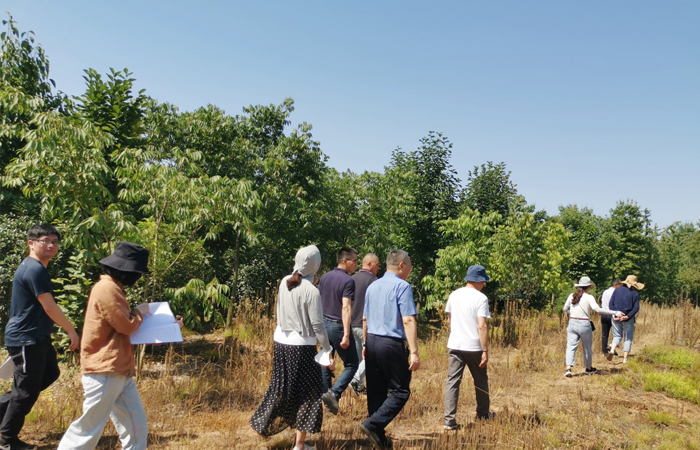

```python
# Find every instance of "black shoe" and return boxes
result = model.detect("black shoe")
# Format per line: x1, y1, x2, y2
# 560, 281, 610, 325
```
443, 423, 462, 431
350, 380, 366, 396
585, 367, 598, 375
0, 437, 37, 450
360, 424, 390, 450
477, 411, 496, 421
322, 390, 339, 415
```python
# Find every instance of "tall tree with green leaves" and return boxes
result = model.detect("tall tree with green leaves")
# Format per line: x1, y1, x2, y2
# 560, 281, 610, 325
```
0, 15, 65, 210
608, 200, 656, 299
463, 161, 519, 219
555, 205, 615, 286
386, 131, 462, 286
422, 208, 500, 311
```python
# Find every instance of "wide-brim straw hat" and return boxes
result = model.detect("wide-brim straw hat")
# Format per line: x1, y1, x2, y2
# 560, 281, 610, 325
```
621, 275, 645, 290
574, 276, 595, 287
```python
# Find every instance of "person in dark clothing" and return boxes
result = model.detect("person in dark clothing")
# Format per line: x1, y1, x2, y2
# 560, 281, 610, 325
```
0, 224, 80, 450
599, 278, 622, 356
350, 253, 379, 395
608, 275, 643, 364
318, 247, 358, 415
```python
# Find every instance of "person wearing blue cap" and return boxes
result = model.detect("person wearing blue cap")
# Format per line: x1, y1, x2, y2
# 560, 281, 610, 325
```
443, 265, 495, 430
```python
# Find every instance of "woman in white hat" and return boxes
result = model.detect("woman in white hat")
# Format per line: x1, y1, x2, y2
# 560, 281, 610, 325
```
562, 277, 620, 378
250, 245, 334, 450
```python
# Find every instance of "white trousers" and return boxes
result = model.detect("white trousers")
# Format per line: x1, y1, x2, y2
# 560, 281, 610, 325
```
58, 374, 148, 450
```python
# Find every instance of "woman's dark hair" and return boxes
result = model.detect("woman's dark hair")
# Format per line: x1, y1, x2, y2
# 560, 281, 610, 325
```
571, 287, 585, 305
103, 265, 142, 287
286, 271, 302, 291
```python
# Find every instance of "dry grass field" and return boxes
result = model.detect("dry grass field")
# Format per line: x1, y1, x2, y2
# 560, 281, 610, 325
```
9, 300, 700, 449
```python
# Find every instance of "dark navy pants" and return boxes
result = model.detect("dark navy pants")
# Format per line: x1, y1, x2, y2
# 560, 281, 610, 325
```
362, 334, 411, 436
601, 315, 612, 353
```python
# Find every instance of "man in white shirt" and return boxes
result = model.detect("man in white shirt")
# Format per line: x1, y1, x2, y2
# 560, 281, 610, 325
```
599, 278, 621, 357
443, 265, 494, 431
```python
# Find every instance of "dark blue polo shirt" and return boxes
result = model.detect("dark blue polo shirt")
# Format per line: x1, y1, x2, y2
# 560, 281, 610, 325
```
4, 257, 56, 347
318, 268, 355, 320
609, 285, 640, 319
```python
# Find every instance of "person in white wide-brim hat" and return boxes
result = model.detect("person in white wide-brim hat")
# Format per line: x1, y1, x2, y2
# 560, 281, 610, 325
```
562, 277, 621, 378
607, 275, 644, 364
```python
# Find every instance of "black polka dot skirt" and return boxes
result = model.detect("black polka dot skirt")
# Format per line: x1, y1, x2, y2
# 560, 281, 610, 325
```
250, 342, 323, 436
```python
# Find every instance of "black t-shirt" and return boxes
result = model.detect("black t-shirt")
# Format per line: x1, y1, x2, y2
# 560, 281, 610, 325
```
4, 257, 55, 347
351, 269, 378, 328
318, 268, 355, 320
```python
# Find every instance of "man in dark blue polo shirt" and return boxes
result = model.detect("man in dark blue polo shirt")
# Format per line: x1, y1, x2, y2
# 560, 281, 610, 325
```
360, 249, 420, 450
318, 247, 359, 415
608, 275, 643, 364
0, 224, 80, 450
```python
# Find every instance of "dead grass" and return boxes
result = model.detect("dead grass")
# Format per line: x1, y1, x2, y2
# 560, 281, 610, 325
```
5, 301, 700, 449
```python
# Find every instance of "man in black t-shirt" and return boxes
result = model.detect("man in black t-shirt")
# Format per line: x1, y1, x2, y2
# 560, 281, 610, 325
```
0, 224, 79, 450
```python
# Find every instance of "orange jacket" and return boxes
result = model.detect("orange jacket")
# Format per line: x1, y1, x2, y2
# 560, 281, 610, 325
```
80, 275, 143, 376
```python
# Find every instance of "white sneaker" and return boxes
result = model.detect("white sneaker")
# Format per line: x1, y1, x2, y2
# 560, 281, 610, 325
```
564, 369, 572, 378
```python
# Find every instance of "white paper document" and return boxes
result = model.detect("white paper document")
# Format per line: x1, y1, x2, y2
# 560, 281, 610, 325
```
130, 302, 183, 345
314, 346, 333, 367
0, 357, 13, 380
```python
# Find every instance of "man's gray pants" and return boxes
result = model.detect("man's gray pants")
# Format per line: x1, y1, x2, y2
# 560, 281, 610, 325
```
444, 350, 489, 425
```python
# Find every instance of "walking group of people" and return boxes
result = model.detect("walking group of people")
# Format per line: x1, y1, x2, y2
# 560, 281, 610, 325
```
249, 246, 496, 450
563, 275, 643, 377
1, 224, 180, 450
1, 224, 645, 450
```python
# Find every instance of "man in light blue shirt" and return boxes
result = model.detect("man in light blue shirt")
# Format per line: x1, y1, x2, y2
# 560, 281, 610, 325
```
360, 249, 420, 450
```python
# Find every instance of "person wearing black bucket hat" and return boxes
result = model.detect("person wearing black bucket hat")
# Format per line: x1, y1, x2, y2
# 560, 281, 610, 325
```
443, 265, 495, 431
58, 242, 153, 450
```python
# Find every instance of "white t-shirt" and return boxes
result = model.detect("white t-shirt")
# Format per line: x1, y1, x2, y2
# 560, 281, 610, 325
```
445, 287, 491, 352
600, 287, 615, 310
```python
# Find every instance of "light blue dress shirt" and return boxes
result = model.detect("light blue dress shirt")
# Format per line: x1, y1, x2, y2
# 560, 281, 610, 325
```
363, 272, 417, 339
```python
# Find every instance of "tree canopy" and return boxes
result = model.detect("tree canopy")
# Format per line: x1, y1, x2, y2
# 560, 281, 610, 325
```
1, 17, 698, 345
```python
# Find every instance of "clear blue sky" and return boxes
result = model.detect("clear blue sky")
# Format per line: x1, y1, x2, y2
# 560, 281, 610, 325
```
5, 1, 699, 228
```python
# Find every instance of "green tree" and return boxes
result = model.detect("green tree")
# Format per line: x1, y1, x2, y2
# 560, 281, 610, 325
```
386, 131, 462, 285
657, 223, 700, 304
555, 205, 615, 285
0, 15, 65, 209
608, 200, 656, 299
422, 209, 500, 311
490, 213, 571, 310
463, 161, 519, 219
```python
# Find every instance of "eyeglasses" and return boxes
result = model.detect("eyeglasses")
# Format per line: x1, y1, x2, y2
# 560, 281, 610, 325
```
34, 239, 60, 246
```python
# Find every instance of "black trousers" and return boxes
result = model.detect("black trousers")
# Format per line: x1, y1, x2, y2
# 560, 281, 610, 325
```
601, 315, 612, 353
362, 334, 411, 436
0, 339, 60, 439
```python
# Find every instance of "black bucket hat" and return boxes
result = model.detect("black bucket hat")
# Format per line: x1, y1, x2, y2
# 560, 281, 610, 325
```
99, 242, 150, 274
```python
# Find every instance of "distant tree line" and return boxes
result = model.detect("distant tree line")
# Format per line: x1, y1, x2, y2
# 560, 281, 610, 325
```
1, 16, 698, 342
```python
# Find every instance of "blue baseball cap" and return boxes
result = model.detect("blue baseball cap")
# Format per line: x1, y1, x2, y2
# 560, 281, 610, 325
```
464, 265, 490, 282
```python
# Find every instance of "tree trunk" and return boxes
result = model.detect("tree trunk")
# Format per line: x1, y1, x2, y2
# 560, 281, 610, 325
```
225, 235, 241, 330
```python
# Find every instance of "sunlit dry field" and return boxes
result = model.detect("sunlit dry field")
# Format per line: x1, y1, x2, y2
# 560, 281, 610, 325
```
10, 301, 700, 449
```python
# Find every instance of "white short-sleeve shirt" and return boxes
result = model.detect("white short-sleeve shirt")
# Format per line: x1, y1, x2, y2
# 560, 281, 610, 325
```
445, 286, 491, 352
